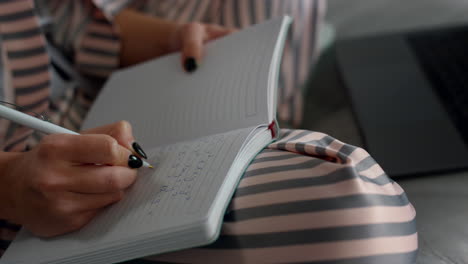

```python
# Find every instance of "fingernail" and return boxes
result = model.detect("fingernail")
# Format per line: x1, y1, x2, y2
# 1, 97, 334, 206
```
132, 142, 148, 159
128, 155, 143, 169
184, 57, 197, 73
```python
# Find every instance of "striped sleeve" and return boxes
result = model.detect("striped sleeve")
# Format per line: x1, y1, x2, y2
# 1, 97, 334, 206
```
74, 15, 121, 78
0, 0, 51, 151
130, 129, 417, 264
43, 0, 123, 78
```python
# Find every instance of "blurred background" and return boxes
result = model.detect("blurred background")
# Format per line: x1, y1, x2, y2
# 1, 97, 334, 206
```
304, 0, 468, 263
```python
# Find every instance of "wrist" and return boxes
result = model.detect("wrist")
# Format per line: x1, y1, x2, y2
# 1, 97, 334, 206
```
0, 151, 22, 222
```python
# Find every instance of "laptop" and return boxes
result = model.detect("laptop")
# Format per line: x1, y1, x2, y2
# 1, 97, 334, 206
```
336, 25, 468, 178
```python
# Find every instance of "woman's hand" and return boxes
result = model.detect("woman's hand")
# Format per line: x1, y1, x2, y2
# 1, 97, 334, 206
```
0, 121, 143, 237
115, 9, 235, 72
176, 22, 236, 72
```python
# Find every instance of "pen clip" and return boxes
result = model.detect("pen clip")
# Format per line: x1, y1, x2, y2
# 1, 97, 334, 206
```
0, 100, 51, 122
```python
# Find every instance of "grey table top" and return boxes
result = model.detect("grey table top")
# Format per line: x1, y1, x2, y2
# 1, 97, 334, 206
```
326, 0, 468, 40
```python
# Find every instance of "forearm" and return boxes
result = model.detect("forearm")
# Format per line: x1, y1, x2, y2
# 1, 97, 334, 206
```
0, 151, 21, 222
115, 9, 182, 66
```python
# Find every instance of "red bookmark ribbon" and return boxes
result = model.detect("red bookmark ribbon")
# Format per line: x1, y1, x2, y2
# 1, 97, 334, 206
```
268, 121, 277, 138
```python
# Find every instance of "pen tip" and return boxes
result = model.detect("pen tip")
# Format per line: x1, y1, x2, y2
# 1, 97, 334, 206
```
149, 165, 154, 169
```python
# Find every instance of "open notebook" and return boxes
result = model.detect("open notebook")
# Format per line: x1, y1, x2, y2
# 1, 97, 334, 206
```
0, 16, 292, 264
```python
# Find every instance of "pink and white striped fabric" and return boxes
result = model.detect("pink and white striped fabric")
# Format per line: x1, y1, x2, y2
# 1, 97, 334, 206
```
0, 0, 50, 151
129, 129, 418, 263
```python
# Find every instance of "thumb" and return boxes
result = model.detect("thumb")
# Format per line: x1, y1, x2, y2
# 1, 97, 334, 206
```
180, 22, 205, 73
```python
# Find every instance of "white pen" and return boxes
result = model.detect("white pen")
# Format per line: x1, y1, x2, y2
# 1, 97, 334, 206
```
0, 104, 153, 169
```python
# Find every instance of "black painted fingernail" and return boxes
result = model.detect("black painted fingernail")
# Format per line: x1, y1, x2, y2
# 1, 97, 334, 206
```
128, 155, 143, 169
184, 57, 197, 73
132, 142, 147, 159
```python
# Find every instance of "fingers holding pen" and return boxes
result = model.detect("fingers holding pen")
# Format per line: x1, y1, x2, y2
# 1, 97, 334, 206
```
82, 120, 149, 160
8, 125, 150, 237
40, 133, 144, 169
64, 165, 137, 194
58, 191, 126, 213
82, 121, 135, 149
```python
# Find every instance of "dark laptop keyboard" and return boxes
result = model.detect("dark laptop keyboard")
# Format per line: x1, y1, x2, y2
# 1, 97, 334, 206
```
408, 27, 468, 144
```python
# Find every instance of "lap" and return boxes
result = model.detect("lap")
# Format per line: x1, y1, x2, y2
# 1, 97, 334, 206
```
123, 129, 417, 264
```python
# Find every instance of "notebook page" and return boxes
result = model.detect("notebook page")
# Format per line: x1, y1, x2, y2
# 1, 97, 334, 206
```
1, 127, 255, 264
82, 17, 286, 149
